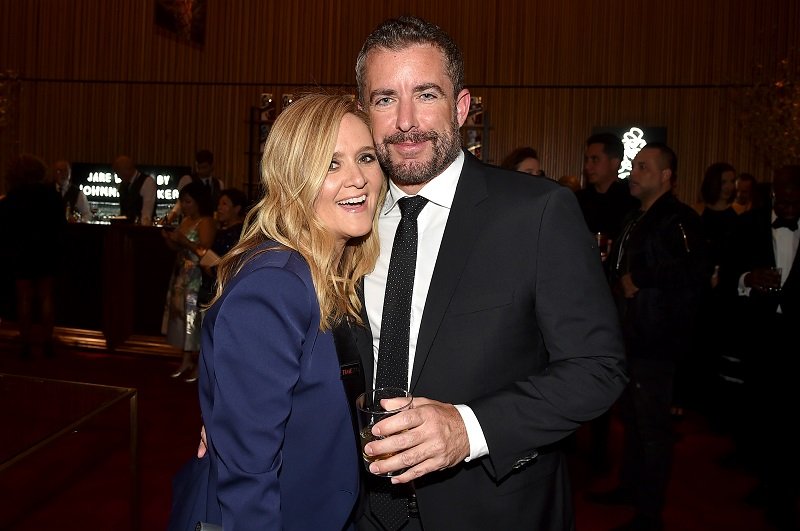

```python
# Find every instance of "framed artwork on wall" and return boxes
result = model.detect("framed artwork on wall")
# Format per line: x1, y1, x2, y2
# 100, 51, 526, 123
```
154, 0, 207, 47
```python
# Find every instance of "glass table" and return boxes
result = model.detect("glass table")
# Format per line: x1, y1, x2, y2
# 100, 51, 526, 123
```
0, 373, 139, 530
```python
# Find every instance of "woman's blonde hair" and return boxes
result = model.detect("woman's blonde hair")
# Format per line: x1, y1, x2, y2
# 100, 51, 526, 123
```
212, 93, 385, 331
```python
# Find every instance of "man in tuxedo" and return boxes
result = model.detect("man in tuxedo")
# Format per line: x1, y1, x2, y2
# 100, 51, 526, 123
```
733, 165, 800, 530
348, 16, 627, 531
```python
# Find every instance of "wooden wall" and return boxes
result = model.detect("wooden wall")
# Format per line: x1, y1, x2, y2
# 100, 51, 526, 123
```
0, 0, 797, 203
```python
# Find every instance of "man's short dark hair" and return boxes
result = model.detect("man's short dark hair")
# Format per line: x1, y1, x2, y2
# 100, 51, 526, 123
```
586, 133, 624, 161
644, 142, 678, 178
355, 16, 464, 104
195, 149, 214, 165
773, 165, 800, 190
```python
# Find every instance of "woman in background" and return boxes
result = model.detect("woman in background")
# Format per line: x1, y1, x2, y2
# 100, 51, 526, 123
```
162, 180, 216, 382
683, 162, 739, 416
500, 146, 545, 177
197, 187, 248, 307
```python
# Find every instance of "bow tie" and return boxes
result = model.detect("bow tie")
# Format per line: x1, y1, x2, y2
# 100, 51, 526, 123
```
772, 218, 799, 231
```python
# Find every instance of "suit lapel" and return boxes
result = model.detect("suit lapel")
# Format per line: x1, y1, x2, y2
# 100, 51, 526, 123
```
410, 153, 489, 391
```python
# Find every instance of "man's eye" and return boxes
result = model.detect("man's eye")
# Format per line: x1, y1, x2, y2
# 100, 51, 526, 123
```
420, 93, 436, 101
374, 97, 392, 106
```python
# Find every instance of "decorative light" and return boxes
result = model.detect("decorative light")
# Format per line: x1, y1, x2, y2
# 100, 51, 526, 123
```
734, 58, 799, 168
618, 127, 648, 179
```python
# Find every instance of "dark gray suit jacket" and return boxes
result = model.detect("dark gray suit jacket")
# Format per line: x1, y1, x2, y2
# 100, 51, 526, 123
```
346, 151, 627, 530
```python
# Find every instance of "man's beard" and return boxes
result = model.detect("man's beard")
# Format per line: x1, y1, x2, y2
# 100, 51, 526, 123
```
376, 117, 462, 186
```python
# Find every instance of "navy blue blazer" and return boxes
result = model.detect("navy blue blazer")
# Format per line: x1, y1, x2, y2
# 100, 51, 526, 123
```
182, 244, 359, 531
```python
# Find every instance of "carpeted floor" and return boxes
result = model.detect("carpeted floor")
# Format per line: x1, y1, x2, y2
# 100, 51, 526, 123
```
0, 338, 778, 530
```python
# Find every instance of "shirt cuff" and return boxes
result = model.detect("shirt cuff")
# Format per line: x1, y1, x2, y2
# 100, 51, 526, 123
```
454, 404, 489, 461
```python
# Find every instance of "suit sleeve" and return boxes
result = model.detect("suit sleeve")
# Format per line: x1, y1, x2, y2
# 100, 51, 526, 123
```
205, 266, 313, 531
470, 186, 628, 479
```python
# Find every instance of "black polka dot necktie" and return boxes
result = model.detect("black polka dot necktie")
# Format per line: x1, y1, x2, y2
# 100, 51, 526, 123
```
371, 195, 427, 531
375, 195, 428, 391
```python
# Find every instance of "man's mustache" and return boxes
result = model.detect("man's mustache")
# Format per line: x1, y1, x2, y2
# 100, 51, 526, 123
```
383, 131, 438, 145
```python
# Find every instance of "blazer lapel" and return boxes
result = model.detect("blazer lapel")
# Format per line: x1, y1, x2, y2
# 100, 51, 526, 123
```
410, 153, 489, 391
355, 281, 375, 387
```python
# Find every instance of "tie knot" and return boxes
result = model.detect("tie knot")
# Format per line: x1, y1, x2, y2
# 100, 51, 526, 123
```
398, 196, 428, 221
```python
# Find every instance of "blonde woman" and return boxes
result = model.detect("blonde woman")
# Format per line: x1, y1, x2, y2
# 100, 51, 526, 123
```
169, 93, 385, 531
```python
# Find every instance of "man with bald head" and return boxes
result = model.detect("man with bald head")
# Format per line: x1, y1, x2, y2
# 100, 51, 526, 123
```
113, 155, 156, 225
598, 143, 711, 531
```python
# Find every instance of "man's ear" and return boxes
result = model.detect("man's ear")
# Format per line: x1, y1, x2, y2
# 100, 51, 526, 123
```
455, 89, 471, 127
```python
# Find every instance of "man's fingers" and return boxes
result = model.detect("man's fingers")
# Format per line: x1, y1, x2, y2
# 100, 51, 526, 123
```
197, 439, 207, 458
197, 425, 208, 458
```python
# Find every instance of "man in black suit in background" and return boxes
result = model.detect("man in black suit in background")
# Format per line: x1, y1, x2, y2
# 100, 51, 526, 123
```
592, 144, 711, 531
574, 132, 640, 477
348, 16, 627, 531
732, 165, 800, 530
577, 133, 640, 258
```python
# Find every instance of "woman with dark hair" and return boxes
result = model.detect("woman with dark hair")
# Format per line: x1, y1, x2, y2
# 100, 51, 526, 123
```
161, 180, 216, 381
197, 187, 248, 306
684, 162, 739, 416
694, 162, 739, 276
500, 146, 545, 177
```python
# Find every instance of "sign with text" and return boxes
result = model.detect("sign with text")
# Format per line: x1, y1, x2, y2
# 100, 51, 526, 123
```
71, 163, 191, 218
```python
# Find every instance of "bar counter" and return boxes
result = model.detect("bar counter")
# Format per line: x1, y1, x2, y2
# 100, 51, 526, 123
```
1, 221, 179, 354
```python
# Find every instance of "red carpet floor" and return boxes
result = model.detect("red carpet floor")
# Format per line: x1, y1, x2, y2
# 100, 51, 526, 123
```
0, 340, 778, 530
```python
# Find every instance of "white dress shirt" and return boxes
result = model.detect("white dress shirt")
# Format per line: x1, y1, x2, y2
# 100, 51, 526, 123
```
364, 151, 489, 461
60, 184, 92, 222
771, 213, 800, 283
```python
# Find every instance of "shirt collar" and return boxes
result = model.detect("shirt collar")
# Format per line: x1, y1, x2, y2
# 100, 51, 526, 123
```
382, 151, 464, 215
